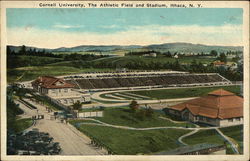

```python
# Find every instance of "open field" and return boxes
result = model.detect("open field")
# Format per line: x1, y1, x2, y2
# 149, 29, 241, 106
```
7, 65, 115, 83
94, 107, 196, 128
182, 126, 243, 154
71, 124, 190, 154
125, 85, 241, 100
182, 129, 224, 145
68, 107, 197, 154
93, 55, 216, 66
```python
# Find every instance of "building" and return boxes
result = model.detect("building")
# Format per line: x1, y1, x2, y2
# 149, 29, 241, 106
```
154, 143, 226, 155
32, 76, 91, 106
173, 54, 179, 59
213, 61, 226, 67
165, 89, 243, 127
143, 53, 157, 57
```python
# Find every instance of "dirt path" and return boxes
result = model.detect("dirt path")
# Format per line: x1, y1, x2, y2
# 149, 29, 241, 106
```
178, 129, 200, 145
215, 128, 239, 154
18, 99, 107, 155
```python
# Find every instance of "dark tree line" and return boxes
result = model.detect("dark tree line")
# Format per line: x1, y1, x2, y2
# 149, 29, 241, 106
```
7, 45, 61, 58
7, 45, 109, 68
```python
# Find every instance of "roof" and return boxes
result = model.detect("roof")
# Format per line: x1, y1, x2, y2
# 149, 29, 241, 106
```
208, 89, 234, 96
170, 89, 243, 119
213, 61, 226, 65
154, 143, 225, 155
32, 76, 75, 89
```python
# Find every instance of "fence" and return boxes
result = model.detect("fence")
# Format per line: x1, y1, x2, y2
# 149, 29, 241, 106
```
77, 111, 103, 118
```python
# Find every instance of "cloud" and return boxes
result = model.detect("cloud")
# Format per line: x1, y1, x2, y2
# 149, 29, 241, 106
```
7, 24, 242, 48
101, 25, 119, 29
53, 24, 84, 29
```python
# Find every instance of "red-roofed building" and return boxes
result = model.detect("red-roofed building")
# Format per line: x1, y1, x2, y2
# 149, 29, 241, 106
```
165, 89, 243, 127
32, 76, 90, 106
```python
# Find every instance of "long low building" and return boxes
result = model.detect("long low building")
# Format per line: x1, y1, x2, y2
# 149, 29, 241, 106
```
165, 89, 243, 127
32, 76, 91, 106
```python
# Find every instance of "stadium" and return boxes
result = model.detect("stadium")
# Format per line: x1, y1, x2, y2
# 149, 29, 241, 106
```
62, 70, 232, 92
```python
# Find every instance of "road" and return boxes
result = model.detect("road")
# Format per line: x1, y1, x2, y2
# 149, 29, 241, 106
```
16, 99, 107, 155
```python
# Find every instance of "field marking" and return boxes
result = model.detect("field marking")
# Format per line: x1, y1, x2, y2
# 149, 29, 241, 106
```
113, 93, 141, 100
122, 92, 151, 99
91, 84, 238, 103
105, 94, 126, 100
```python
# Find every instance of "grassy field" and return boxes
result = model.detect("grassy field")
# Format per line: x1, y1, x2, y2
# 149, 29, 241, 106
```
182, 129, 224, 145
93, 55, 215, 65
14, 118, 33, 133
7, 65, 115, 83
125, 85, 241, 100
182, 128, 241, 154
72, 124, 190, 154
220, 125, 243, 153
93, 107, 195, 128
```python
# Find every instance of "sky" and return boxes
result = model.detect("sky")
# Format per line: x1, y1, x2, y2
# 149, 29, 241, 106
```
7, 8, 243, 48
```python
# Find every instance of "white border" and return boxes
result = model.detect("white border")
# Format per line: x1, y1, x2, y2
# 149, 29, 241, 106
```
1, 1, 249, 161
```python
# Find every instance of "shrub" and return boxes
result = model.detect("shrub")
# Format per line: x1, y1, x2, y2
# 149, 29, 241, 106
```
129, 100, 139, 112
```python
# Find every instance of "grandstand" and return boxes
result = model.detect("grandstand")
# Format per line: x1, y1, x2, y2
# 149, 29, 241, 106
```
64, 71, 231, 91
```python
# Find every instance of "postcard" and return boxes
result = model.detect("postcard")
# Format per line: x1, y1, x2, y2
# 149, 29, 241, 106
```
1, 1, 249, 161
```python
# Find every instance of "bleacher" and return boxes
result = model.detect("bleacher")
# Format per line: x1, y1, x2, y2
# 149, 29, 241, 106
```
65, 73, 231, 90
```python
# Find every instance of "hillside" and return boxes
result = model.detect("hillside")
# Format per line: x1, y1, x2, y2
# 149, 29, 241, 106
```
8, 43, 243, 54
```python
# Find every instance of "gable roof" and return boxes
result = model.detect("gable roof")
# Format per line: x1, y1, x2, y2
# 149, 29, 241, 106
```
32, 76, 75, 89
170, 89, 243, 119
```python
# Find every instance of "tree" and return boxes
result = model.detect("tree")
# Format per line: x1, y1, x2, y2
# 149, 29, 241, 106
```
164, 51, 172, 57
136, 109, 146, 120
218, 53, 227, 63
129, 100, 139, 112
210, 50, 218, 57
72, 101, 82, 111
19, 45, 26, 55
7, 46, 11, 55
145, 107, 154, 118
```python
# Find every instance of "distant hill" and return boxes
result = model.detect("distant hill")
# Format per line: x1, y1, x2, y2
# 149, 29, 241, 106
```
146, 43, 243, 53
8, 43, 243, 54
8, 45, 53, 53
53, 45, 141, 52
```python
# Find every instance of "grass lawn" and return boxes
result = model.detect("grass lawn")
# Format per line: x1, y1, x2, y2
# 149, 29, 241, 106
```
14, 118, 33, 133
72, 124, 190, 154
7, 65, 116, 83
93, 55, 215, 66
182, 129, 225, 145
94, 107, 196, 128
220, 125, 243, 154
182, 129, 238, 154
126, 85, 241, 100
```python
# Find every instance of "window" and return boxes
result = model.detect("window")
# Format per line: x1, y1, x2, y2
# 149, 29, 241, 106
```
64, 89, 68, 93
51, 89, 56, 93
236, 117, 241, 121
228, 118, 234, 122
199, 116, 204, 121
